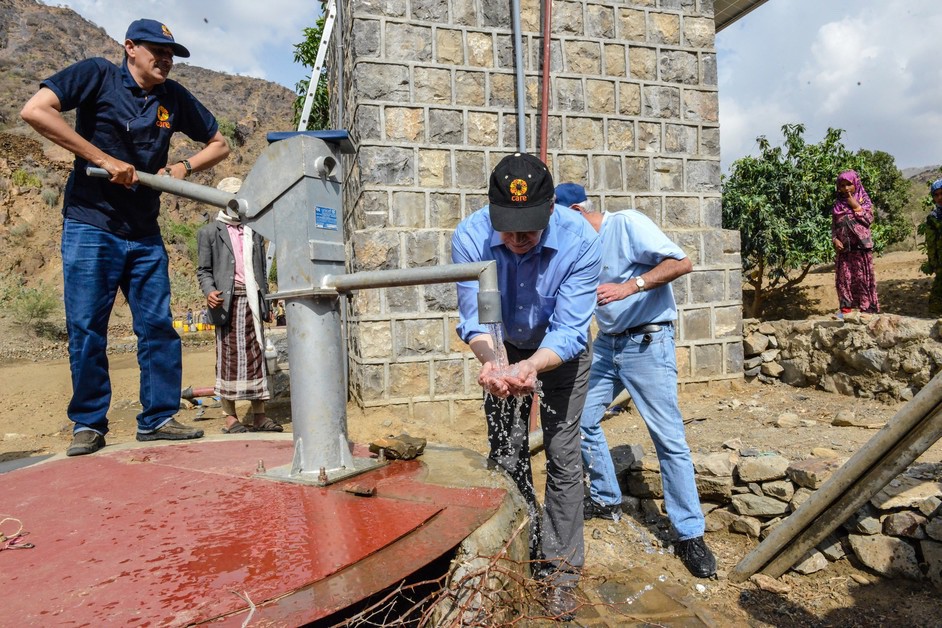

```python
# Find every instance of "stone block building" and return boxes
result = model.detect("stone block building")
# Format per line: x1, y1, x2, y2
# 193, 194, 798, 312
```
328, 0, 744, 421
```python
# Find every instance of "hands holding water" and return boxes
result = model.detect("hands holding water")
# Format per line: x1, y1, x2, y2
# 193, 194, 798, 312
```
479, 359, 539, 399
470, 333, 559, 399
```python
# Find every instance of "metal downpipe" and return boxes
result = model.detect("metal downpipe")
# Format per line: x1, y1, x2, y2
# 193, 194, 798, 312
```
511, 0, 527, 152
539, 0, 552, 162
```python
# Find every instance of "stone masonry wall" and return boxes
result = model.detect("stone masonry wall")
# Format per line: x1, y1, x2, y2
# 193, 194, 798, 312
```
743, 314, 942, 402
620, 444, 942, 585
333, 0, 743, 421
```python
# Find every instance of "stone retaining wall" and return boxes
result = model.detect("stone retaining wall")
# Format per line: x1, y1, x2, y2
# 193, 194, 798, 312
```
618, 444, 942, 585
742, 315, 942, 402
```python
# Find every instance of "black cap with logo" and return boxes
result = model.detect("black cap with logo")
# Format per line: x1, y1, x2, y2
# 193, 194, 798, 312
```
488, 153, 555, 232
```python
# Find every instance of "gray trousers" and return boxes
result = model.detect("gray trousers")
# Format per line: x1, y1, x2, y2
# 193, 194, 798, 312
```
484, 343, 590, 583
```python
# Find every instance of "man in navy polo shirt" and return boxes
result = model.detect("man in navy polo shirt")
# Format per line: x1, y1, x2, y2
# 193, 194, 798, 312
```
20, 18, 230, 456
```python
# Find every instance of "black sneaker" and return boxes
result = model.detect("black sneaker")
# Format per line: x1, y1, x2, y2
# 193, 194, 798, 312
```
674, 536, 717, 578
584, 498, 622, 522
66, 430, 105, 456
137, 419, 204, 442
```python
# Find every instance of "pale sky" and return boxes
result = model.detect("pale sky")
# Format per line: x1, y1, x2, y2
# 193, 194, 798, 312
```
50, 0, 315, 89
717, 0, 942, 172
51, 0, 941, 172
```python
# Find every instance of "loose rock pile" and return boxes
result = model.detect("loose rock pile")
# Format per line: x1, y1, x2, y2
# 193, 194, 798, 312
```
617, 444, 942, 585
742, 314, 942, 402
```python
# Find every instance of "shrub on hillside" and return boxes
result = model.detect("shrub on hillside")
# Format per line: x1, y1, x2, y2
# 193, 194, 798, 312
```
12, 169, 41, 189
10, 221, 34, 238
41, 187, 59, 207
169, 271, 203, 312
217, 118, 237, 142
6, 281, 59, 332
161, 218, 199, 265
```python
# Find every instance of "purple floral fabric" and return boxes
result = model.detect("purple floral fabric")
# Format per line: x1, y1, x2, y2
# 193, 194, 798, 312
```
832, 170, 878, 313
831, 170, 874, 251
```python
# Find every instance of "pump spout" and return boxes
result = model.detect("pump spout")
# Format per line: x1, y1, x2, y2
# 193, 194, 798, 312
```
323, 260, 501, 324
476, 261, 501, 325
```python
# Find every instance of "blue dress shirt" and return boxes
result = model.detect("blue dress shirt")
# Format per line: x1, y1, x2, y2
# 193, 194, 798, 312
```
451, 204, 601, 363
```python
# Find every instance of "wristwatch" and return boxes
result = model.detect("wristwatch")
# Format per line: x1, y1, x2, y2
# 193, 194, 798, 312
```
634, 276, 646, 292
181, 159, 192, 177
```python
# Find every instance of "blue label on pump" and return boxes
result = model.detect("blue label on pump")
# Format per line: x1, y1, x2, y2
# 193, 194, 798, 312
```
315, 206, 338, 230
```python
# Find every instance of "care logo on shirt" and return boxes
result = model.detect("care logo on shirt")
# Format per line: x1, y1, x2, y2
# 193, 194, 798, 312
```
510, 178, 528, 201
156, 105, 171, 129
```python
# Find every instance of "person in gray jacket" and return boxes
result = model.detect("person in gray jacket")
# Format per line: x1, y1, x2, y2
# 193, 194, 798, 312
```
196, 178, 280, 434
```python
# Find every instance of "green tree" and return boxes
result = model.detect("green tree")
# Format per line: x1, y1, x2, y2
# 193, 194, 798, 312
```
722, 124, 908, 318
293, 1, 331, 131
853, 149, 910, 249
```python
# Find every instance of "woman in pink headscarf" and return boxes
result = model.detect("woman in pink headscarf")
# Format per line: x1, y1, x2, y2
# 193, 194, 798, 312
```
832, 169, 879, 315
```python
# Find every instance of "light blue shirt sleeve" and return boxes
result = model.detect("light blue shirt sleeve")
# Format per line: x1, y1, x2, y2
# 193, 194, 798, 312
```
595, 210, 685, 333
451, 210, 492, 343
451, 206, 601, 363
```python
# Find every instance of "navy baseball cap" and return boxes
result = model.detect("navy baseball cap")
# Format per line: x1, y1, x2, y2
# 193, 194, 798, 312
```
488, 153, 554, 232
555, 182, 588, 207
125, 19, 191, 58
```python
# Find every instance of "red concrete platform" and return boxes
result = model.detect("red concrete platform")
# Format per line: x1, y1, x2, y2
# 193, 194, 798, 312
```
1, 439, 505, 626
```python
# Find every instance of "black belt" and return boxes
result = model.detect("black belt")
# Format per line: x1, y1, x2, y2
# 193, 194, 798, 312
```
608, 321, 672, 337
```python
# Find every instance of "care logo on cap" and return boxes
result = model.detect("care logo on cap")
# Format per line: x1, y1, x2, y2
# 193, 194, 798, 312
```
510, 179, 528, 201
487, 152, 554, 232
161, 24, 174, 38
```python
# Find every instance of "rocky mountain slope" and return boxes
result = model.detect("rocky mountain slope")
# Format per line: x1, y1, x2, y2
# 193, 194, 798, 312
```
0, 0, 298, 302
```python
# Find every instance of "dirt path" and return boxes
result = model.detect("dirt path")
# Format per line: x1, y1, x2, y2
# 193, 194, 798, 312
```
4, 250, 942, 624
762, 250, 933, 320
5, 345, 942, 625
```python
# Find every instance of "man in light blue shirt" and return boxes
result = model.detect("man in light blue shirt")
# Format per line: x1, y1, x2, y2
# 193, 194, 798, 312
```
452, 154, 601, 619
556, 182, 716, 579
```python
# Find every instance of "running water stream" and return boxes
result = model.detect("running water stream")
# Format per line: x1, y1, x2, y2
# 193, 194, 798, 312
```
484, 322, 508, 371
484, 321, 542, 398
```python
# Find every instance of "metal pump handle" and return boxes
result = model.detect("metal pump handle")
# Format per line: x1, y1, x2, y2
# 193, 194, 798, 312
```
85, 166, 238, 210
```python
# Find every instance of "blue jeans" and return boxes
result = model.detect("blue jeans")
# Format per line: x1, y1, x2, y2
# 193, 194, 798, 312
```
581, 326, 705, 540
61, 219, 181, 435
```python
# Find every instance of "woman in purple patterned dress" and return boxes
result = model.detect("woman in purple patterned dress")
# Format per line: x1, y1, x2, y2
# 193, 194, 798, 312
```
831, 169, 879, 315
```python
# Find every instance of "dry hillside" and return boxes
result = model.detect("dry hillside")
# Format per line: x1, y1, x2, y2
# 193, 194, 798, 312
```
0, 0, 298, 306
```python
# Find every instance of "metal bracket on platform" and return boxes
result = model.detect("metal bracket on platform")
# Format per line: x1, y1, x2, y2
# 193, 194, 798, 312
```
256, 435, 386, 487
